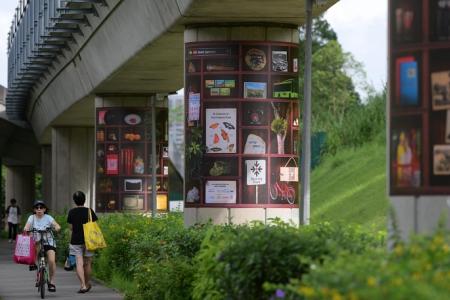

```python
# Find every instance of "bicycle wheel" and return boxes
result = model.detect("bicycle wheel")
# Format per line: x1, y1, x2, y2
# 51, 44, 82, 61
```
39, 268, 46, 299
286, 187, 295, 205
269, 184, 278, 200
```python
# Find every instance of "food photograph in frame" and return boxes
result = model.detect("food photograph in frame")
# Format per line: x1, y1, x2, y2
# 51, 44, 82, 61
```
244, 82, 267, 99
431, 70, 450, 110
244, 48, 267, 71
433, 145, 450, 175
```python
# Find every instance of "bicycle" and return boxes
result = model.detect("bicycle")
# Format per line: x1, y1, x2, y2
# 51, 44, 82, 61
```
28, 228, 54, 299
269, 181, 296, 204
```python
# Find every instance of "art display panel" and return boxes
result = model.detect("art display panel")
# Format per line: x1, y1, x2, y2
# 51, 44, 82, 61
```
185, 40, 300, 207
95, 107, 169, 212
389, 0, 450, 194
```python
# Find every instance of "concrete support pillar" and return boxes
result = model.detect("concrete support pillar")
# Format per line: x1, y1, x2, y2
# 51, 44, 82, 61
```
184, 24, 300, 226
5, 166, 35, 215
52, 127, 95, 213
389, 196, 450, 242
41, 145, 52, 207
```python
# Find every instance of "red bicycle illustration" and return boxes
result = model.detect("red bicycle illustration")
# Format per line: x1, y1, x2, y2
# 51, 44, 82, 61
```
269, 182, 295, 204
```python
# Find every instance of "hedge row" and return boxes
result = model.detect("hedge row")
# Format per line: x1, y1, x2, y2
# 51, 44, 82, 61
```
52, 213, 450, 299
58, 214, 383, 299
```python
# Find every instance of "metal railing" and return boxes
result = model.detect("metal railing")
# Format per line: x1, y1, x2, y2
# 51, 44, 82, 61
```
6, 0, 108, 120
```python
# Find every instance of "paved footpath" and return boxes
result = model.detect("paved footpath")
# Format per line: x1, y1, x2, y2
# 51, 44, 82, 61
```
0, 238, 124, 300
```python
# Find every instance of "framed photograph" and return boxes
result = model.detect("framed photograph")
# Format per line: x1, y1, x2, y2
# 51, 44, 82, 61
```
205, 181, 237, 204
244, 82, 267, 99
219, 88, 231, 96
162, 146, 169, 157
124, 179, 143, 192
224, 80, 235, 88
272, 50, 288, 72
123, 195, 144, 210
205, 108, 237, 153
205, 80, 215, 88
215, 80, 225, 88
210, 88, 220, 96
446, 110, 450, 143
431, 70, 450, 110
433, 145, 450, 175
391, 128, 421, 187
188, 93, 200, 122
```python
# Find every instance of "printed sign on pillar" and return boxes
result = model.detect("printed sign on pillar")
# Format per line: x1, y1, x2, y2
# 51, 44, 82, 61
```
245, 160, 266, 186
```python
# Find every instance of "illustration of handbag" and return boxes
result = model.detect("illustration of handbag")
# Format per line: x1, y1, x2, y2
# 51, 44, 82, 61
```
279, 157, 299, 182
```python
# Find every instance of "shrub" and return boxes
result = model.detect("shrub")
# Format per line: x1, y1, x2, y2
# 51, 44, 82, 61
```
91, 213, 209, 299
192, 222, 384, 300
269, 230, 450, 299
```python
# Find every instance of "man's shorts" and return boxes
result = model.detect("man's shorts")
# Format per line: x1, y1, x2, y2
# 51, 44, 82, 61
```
69, 244, 94, 257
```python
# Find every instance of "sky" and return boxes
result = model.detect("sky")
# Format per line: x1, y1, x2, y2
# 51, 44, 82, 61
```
0, 0, 387, 96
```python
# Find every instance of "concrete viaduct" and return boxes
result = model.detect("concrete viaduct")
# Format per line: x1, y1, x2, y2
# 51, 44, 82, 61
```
2, 0, 449, 238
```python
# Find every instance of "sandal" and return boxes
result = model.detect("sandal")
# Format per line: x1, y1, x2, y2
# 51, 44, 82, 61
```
77, 287, 88, 294
48, 283, 56, 292
85, 284, 92, 292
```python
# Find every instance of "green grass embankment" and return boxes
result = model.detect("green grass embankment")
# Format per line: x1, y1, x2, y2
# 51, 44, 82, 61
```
311, 141, 388, 230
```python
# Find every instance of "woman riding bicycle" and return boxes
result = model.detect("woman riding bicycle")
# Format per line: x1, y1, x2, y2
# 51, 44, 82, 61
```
23, 200, 61, 293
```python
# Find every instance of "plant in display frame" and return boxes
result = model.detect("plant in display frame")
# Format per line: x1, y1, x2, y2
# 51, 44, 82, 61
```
187, 127, 204, 177
271, 103, 289, 154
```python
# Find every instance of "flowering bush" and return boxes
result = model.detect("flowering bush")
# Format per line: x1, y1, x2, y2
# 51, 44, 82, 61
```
268, 229, 450, 299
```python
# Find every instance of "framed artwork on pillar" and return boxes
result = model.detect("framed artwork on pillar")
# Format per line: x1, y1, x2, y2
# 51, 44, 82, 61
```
185, 40, 300, 207
95, 106, 169, 212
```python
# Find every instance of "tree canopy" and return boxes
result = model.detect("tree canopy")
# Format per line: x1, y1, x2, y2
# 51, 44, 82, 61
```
297, 17, 382, 153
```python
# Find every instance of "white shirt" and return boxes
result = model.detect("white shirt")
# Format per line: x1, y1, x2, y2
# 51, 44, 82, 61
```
26, 214, 56, 247
7, 207, 19, 224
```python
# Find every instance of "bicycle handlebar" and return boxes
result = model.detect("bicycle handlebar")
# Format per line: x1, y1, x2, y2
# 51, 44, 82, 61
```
27, 228, 53, 234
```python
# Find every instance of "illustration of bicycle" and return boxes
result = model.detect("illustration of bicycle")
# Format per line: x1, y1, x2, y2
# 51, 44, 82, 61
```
269, 181, 295, 204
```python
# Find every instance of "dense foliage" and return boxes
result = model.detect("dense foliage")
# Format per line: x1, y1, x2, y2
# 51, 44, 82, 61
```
268, 228, 450, 300
48, 213, 450, 300
192, 221, 384, 300
51, 213, 385, 299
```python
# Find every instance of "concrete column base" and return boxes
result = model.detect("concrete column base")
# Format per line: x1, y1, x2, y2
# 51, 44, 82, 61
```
389, 196, 450, 242
184, 207, 299, 226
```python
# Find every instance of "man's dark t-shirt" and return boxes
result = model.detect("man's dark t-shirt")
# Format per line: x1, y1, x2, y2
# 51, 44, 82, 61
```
67, 207, 98, 245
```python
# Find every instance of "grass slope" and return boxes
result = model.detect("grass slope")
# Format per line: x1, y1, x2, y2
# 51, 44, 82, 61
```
311, 141, 388, 230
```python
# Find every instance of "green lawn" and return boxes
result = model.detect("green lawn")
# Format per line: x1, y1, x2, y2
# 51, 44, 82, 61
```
311, 141, 388, 230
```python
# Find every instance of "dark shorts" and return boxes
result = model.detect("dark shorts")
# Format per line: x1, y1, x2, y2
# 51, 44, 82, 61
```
43, 245, 56, 252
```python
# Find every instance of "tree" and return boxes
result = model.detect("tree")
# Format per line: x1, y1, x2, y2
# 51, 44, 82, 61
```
298, 16, 375, 153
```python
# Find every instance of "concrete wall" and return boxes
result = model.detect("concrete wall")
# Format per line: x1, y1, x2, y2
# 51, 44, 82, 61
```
5, 166, 35, 216
184, 207, 299, 226
29, 0, 192, 141
41, 146, 52, 206
51, 127, 95, 213
390, 196, 450, 241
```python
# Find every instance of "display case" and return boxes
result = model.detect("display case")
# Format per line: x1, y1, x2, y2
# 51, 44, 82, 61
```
185, 41, 300, 206
389, 0, 450, 194
95, 107, 168, 211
